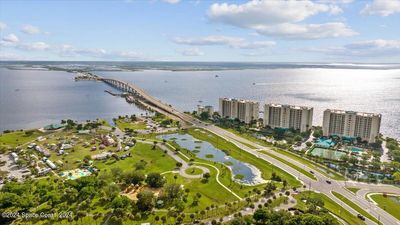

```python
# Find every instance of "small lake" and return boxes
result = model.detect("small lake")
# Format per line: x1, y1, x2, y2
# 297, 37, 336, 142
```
158, 133, 265, 185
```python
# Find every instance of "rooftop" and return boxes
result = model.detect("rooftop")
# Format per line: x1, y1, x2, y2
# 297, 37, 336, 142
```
265, 103, 313, 110
325, 109, 381, 117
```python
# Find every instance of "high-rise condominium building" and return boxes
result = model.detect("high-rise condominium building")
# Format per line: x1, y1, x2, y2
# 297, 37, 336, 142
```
263, 103, 313, 133
322, 109, 381, 143
219, 98, 259, 124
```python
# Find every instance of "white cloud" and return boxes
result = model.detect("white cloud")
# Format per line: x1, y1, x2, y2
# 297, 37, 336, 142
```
17, 42, 50, 50
361, 0, 400, 16
161, 0, 180, 4
173, 36, 243, 46
2, 33, 19, 43
180, 48, 204, 56
173, 35, 275, 49
255, 22, 357, 39
21, 24, 41, 34
0, 21, 7, 31
207, 0, 356, 39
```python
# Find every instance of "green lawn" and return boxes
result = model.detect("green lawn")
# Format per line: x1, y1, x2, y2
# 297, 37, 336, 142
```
272, 148, 346, 181
187, 128, 301, 188
260, 150, 316, 180
332, 191, 379, 224
95, 142, 176, 174
185, 167, 203, 175
347, 187, 360, 194
370, 194, 400, 220
294, 191, 366, 225
0, 130, 43, 148
115, 119, 147, 130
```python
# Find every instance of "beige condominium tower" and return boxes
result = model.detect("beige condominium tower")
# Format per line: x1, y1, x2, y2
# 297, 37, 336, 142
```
322, 109, 381, 143
263, 103, 313, 133
219, 98, 259, 124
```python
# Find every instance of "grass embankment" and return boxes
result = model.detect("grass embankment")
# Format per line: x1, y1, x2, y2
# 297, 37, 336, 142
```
260, 150, 316, 180
186, 128, 301, 188
370, 194, 400, 220
273, 148, 346, 181
294, 191, 366, 225
347, 187, 360, 194
223, 128, 268, 149
332, 191, 379, 224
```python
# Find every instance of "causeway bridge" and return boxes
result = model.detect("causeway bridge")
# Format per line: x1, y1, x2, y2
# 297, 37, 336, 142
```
101, 78, 194, 125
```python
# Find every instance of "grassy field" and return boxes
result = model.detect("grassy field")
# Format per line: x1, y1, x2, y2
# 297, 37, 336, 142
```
185, 167, 203, 175
347, 187, 360, 194
260, 150, 316, 180
95, 142, 177, 174
272, 148, 346, 181
115, 119, 147, 130
332, 191, 379, 224
186, 128, 301, 188
0, 130, 44, 148
294, 191, 366, 225
370, 194, 400, 220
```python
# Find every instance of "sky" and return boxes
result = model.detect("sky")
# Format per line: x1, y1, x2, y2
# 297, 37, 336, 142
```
0, 0, 399, 62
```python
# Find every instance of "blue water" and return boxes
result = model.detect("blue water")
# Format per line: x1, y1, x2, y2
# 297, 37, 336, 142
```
158, 133, 264, 185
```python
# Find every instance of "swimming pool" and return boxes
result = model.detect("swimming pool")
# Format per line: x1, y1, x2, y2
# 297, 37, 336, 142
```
60, 168, 92, 180
349, 147, 364, 153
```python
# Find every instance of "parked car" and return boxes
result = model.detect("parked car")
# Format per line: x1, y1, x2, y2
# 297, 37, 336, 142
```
357, 214, 365, 221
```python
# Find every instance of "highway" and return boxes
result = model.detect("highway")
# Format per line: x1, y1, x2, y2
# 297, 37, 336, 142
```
98, 75, 400, 225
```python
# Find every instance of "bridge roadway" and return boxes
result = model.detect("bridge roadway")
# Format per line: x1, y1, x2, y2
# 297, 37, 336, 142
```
101, 77, 400, 225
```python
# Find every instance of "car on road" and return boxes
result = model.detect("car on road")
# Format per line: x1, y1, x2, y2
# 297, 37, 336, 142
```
326, 180, 332, 184
309, 170, 314, 174
357, 214, 365, 221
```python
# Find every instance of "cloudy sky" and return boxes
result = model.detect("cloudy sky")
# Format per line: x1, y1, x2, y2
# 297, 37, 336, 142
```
0, 0, 399, 62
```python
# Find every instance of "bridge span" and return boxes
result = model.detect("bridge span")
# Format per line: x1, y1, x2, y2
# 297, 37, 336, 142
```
101, 78, 194, 125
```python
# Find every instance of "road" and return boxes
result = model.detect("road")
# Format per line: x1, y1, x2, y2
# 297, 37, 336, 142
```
98, 75, 400, 225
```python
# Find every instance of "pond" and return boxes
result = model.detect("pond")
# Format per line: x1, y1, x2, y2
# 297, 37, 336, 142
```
158, 133, 266, 185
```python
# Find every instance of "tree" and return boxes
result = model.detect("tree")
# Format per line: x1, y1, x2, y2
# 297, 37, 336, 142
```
146, 173, 165, 188
159, 183, 183, 203
136, 191, 155, 211
199, 112, 210, 121
253, 209, 268, 223
104, 183, 120, 200
393, 171, 400, 184
124, 170, 145, 185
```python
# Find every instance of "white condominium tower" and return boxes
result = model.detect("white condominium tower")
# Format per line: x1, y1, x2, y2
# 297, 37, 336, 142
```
219, 98, 259, 124
322, 109, 381, 143
263, 103, 313, 132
